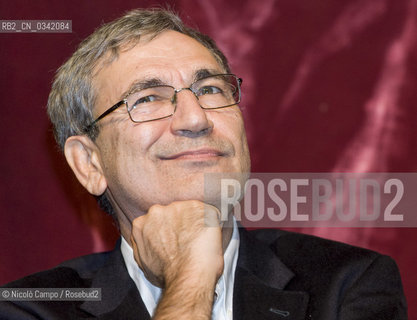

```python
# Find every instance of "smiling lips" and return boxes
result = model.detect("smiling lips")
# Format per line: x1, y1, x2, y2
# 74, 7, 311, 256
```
160, 148, 226, 160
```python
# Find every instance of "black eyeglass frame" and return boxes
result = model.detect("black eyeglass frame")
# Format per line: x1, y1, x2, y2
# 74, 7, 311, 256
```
84, 73, 242, 133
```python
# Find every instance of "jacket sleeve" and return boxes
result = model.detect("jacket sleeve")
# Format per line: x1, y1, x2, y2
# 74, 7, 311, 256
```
339, 254, 408, 320
0, 300, 45, 320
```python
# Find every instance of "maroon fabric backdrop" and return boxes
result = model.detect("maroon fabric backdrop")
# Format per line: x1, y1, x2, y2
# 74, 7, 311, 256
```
1, 0, 416, 317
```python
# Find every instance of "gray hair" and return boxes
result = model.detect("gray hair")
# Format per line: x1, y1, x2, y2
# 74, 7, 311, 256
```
47, 8, 230, 150
47, 8, 230, 219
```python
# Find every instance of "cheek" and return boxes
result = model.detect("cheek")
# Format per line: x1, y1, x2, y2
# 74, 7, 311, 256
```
212, 110, 250, 169
132, 122, 168, 159
215, 109, 247, 148
98, 121, 167, 180
236, 123, 251, 171
232, 112, 251, 170
118, 121, 168, 159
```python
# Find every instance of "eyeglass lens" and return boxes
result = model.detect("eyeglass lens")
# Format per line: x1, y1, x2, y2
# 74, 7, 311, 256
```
125, 74, 240, 123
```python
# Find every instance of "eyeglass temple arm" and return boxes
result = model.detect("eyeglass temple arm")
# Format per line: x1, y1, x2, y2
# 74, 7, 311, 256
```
84, 100, 126, 133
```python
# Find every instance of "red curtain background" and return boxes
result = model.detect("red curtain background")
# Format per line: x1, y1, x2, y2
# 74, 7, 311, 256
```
1, 0, 416, 317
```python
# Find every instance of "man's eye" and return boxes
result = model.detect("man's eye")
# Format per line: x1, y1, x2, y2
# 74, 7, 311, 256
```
198, 86, 222, 96
134, 95, 157, 105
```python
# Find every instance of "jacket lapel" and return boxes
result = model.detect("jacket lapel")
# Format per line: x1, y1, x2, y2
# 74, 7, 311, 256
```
78, 229, 309, 319
234, 228, 309, 320
79, 243, 150, 319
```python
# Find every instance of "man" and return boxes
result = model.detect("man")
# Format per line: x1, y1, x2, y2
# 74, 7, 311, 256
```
0, 8, 407, 320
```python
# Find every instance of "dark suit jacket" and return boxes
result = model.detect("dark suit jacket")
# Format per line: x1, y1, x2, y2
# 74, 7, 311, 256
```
0, 228, 407, 319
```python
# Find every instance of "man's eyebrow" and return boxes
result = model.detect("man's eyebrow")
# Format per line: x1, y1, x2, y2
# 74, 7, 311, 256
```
120, 78, 164, 99
193, 68, 222, 81
119, 68, 222, 100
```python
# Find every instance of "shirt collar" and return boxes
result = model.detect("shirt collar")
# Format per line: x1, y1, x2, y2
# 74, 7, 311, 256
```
213, 217, 240, 319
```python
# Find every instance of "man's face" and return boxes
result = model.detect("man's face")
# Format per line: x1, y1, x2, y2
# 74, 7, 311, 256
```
92, 30, 250, 220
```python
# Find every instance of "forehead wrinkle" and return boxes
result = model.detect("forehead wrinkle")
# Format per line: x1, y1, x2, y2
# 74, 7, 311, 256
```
120, 67, 224, 100
93, 31, 226, 111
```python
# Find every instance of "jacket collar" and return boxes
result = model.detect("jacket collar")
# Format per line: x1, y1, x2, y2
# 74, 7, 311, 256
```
79, 227, 309, 320
79, 240, 150, 319
234, 227, 309, 320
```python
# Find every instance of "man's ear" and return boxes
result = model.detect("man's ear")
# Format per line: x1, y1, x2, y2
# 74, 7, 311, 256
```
64, 135, 107, 196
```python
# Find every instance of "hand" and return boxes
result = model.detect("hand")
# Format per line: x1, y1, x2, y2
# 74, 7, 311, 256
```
130, 200, 224, 289
130, 200, 224, 319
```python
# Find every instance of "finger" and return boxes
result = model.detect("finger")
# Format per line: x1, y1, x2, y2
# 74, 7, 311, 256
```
131, 215, 149, 268
130, 233, 144, 270
203, 203, 222, 228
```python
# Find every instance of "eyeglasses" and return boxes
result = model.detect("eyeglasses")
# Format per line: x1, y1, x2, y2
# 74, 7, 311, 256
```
84, 73, 242, 133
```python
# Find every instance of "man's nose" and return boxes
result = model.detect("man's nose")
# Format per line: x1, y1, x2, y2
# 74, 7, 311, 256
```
170, 89, 213, 138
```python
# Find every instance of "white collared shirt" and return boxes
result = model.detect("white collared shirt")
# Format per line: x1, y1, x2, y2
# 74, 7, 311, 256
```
120, 218, 240, 319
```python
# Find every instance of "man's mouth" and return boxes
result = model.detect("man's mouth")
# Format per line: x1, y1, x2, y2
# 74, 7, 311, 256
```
159, 148, 226, 160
